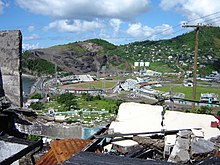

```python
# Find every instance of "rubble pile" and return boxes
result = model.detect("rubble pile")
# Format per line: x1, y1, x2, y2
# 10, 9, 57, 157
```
95, 102, 220, 164
0, 96, 11, 110
97, 130, 218, 164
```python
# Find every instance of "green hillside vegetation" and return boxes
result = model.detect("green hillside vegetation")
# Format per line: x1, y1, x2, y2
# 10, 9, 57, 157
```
22, 51, 62, 75
51, 41, 88, 54
87, 39, 127, 60
120, 27, 220, 75
22, 27, 220, 75
87, 39, 117, 51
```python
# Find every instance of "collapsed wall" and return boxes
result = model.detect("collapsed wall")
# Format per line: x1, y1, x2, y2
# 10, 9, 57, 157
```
0, 30, 23, 107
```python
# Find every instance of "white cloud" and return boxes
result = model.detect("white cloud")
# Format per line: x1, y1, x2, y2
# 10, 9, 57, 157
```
160, 0, 186, 11
16, 0, 150, 20
160, 0, 220, 25
23, 34, 39, 40
0, 1, 3, 14
45, 19, 105, 33
23, 43, 40, 50
127, 23, 152, 38
28, 26, 35, 32
0, 0, 9, 14
109, 18, 122, 35
126, 23, 173, 39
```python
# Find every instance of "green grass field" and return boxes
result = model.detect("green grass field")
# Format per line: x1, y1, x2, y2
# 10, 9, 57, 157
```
62, 81, 117, 90
154, 86, 220, 100
149, 62, 175, 73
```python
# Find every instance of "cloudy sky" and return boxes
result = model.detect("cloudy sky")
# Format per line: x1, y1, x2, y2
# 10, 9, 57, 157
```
0, 0, 220, 49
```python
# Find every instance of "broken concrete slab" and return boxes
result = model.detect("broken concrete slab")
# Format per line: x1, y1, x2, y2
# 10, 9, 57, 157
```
132, 136, 164, 152
191, 138, 215, 155
175, 137, 190, 150
168, 148, 190, 163
168, 130, 191, 163
111, 139, 141, 154
177, 130, 192, 139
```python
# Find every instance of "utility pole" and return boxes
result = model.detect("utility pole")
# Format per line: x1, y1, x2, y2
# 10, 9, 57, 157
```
182, 24, 212, 110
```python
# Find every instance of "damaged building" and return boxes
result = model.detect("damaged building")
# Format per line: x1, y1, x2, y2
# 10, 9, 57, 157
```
101, 102, 220, 164
34, 103, 220, 164
0, 30, 220, 164
0, 30, 43, 165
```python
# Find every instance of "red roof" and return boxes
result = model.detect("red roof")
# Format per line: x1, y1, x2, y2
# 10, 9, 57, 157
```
36, 138, 92, 165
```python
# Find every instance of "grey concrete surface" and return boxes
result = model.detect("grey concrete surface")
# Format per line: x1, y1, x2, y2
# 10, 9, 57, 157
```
0, 30, 23, 107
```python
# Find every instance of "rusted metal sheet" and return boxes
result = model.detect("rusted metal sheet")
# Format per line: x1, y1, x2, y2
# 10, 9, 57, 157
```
36, 138, 92, 165
36, 150, 57, 165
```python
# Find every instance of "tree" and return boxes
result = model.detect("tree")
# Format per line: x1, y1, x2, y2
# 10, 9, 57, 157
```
81, 93, 93, 101
196, 106, 212, 114
31, 93, 42, 99
56, 93, 77, 111
30, 102, 44, 110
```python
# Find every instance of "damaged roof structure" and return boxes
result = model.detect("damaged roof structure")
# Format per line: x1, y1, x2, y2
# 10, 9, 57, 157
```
36, 102, 220, 164
93, 102, 220, 164
35, 138, 92, 165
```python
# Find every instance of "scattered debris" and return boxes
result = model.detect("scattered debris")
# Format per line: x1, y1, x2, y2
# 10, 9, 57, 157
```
132, 136, 164, 152
168, 130, 191, 163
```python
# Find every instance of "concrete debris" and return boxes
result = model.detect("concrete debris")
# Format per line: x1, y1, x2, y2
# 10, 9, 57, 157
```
168, 130, 191, 163
132, 136, 164, 152
104, 103, 220, 164
210, 136, 220, 148
112, 139, 141, 154
177, 130, 192, 138
0, 96, 11, 110
167, 130, 217, 164
103, 144, 112, 153
169, 149, 190, 163
191, 138, 215, 155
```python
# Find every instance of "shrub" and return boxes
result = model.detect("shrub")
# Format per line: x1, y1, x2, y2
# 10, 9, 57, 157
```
30, 102, 44, 110
31, 93, 42, 99
196, 106, 212, 114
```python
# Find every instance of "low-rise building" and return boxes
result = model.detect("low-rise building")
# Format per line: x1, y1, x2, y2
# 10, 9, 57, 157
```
200, 93, 219, 103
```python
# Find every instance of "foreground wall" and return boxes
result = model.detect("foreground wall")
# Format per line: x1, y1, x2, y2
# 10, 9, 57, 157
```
0, 30, 23, 107
0, 140, 27, 165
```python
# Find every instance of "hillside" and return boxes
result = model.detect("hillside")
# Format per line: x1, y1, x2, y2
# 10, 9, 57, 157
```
22, 27, 220, 76
120, 27, 220, 76
22, 39, 131, 75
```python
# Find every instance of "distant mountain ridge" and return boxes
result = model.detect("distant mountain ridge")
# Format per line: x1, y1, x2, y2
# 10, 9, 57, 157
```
22, 27, 220, 76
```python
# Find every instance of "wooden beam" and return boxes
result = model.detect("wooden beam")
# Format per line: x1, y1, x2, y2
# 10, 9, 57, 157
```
94, 128, 201, 139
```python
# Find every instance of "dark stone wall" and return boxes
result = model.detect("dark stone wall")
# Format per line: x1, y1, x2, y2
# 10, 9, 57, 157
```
0, 70, 4, 97
0, 30, 23, 107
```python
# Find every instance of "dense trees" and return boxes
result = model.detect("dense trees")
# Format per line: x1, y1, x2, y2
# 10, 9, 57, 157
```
56, 93, 78, 111
22, 51, 61, 75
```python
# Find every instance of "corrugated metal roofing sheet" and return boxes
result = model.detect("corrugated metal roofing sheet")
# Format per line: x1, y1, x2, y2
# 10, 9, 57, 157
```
36, 138, 92, 165
63, 152, 176, 165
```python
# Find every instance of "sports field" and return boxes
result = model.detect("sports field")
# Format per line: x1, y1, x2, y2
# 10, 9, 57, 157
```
61, 80, 117, 90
